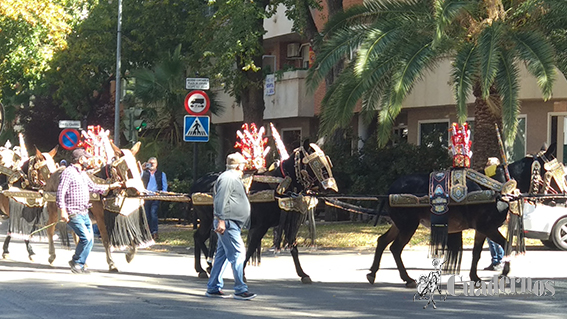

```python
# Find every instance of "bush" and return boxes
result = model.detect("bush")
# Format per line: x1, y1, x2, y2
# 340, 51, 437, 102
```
323, 131, 452, 196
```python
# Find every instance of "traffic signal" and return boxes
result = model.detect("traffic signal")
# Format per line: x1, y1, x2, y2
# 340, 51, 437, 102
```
123, 107, 146, 143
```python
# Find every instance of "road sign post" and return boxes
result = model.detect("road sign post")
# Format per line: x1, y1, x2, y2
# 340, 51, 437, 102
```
59, 129, 81, 150
185, 78, 209, 90
58, 120, 82, 129
184, 90, 210, 115
184, 115, 210, 142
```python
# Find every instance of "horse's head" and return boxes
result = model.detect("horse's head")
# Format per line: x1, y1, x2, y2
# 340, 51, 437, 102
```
107, 141, 145, 194
26, 146, 58, 188
282, 142, 338, 193
496, 143, 558, 193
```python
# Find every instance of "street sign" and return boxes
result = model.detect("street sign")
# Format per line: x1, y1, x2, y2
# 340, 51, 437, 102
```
59, 120, 82, 129
185, 77, 209, 90
183, 115, 210, 142
184, 90, 210, 115
59, 128, 81, 150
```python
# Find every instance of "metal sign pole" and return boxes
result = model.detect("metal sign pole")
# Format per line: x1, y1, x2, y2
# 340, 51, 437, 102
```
113, 0, 123, 147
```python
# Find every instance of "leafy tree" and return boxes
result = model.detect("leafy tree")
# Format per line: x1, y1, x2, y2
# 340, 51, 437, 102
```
308, 0, 567, 169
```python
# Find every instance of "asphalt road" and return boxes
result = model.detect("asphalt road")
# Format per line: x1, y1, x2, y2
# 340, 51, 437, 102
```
0, 220, 566, 318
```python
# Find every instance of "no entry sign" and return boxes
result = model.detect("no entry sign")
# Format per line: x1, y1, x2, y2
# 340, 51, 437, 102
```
184, 90, 210, 115
59, 128, 81, 150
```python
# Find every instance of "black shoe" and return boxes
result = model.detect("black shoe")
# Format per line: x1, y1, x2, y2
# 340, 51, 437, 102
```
205, 290, 231, 298
484, 263, 502, 271
234, 291, 257, 300
69, 260, 83, 274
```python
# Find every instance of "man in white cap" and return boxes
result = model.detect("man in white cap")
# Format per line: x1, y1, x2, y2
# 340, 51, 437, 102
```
206, 152, 256, 300
57, 148, 122, 274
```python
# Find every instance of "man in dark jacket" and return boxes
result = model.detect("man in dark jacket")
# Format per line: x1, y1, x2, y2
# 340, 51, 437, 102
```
141, 157, 167, 240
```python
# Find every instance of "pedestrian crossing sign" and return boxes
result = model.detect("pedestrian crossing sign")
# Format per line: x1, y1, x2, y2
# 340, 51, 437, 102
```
184, 115, 210, 142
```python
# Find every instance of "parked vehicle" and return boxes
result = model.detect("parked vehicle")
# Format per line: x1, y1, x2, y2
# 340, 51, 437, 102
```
523, 201, 567, 250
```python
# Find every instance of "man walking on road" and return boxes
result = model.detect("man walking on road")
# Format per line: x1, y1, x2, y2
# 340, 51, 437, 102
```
206, 152, 256, 300
57, 148, 122, 274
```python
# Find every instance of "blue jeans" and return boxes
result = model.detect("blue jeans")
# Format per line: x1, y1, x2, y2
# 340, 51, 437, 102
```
144, 200, 160, 235
206, 220, 248, 294
487, 238, 504, 265
67, 213, 93, 267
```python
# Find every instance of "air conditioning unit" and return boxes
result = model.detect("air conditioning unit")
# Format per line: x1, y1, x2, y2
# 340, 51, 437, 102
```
287, 43, 301, 58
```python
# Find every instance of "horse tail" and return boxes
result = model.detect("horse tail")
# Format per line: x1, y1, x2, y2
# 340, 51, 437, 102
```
56, 221, 71, 248
443, 232, 463, 274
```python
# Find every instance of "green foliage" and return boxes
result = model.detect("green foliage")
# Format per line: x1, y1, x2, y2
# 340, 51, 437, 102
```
309, 0, 566, 146
323, 130, 451, 196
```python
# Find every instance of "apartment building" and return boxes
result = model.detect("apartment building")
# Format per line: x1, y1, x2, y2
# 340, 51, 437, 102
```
212, 3, 567, 164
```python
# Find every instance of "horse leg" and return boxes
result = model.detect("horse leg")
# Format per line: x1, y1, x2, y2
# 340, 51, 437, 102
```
367, 224, 399, 284
193, 220, 214, 278
126, 240, 137, 263
206, 230, 217, 274
289, 244, 311, 284
93, 204, 118, 272
24, 240, 35, 261
390, 221, 419, 288
46, 202, 58, 265
484, 228, 510, 277
2, 235, 11, 259
469, 231, 486, 284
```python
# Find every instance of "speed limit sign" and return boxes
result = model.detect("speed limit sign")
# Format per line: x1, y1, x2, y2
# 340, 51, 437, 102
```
184, 90, 210, 115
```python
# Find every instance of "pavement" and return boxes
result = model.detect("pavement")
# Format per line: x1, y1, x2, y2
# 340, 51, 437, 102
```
0, 220, 566, 318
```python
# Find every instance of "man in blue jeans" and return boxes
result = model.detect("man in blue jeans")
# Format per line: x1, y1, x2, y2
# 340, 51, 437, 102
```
206, 153, 256, 300
57, 148, 121, 274
483, 157, 504, 271
141, 157, 167, 240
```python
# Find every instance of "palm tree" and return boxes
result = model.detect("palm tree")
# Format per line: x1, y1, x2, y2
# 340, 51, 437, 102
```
308, 0, 567, 169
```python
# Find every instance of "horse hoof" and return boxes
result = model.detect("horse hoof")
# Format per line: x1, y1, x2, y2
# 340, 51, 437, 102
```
198, 271, 209, 279
28, 255, 35, 262
301, 276, 312, 284
126, 254, 135, 263
501, 261, 511, 277
405, 281, 417, 289
366, 273, 376, 284
48, 255, 55, 265
206, 266, 212, 275
243, 275, 247, 283
2, 253, 9, 259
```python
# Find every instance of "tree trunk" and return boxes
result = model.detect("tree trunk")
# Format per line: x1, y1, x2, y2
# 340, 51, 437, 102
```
238, 2, 267, 126
471, 83, 502, 171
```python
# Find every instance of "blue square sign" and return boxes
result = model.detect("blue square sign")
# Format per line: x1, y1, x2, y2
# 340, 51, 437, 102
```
184, 115, 210, 142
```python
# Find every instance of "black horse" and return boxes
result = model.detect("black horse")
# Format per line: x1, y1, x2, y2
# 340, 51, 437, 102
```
366, 146, 555, 287
191, 142, 338, 283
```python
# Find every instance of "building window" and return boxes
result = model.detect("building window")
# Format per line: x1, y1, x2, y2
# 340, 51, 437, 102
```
418, 120, 449, 148
282, 128, 302, 151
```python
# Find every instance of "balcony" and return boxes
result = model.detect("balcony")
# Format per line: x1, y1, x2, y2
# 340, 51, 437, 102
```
264, 69, 314, 120
212, 70, 314, 124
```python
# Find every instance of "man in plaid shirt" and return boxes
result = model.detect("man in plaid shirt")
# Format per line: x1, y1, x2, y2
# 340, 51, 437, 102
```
57, 148, 121, 274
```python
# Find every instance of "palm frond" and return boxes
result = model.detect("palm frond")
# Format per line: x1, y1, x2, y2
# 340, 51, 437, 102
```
512, 31, 556, 101
478, 22, 503, 99
495, 49, 520, 144
452, 42, 480, 123
433, 0, 476, 46
306, 26, 367, 91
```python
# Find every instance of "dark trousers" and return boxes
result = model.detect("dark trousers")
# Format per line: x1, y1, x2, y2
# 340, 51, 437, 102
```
144, 200, 160, 235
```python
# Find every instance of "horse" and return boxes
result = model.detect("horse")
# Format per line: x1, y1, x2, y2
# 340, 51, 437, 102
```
43, 142, 153, 272
366, 146, 556, 287
191, 142, 338, 283
0, 146, 62, 261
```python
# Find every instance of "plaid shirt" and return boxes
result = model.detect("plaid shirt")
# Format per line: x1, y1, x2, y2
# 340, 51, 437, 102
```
56, 165, 108, 216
